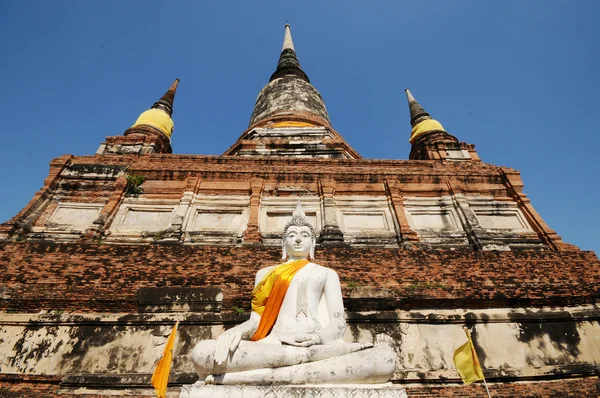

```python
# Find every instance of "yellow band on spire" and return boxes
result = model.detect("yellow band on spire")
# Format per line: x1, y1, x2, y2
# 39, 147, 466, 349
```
409, 119, 446, 143
132, 108, 174, 139
269, 121, 315, 128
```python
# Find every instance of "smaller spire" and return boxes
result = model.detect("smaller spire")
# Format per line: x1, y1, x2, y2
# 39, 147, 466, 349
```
282, 24, 295, 51
270, 24, 309, 83
405, 88, 431, 127
405, 88, 447, 144
131, 79, 179, 139
152, 78, 180, 116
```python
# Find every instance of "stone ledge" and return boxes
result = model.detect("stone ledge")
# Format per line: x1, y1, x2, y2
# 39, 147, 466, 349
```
395, 363, 600, 383
180, 382, 407, 398
1, 304, 599, 325
60, 373, 196, 387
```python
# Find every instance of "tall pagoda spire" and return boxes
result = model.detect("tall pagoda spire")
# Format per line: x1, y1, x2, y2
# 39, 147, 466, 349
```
269, 24, 309, 83
223, 25, 360, 159
246, 24, 330, 130
282, 24, 295, 51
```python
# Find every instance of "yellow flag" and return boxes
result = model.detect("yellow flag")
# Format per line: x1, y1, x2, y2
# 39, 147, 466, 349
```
453, 328, 485, 385
151, 321, 178, 398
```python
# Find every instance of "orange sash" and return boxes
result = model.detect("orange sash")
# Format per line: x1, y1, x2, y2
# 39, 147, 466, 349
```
250, 259, 309, 341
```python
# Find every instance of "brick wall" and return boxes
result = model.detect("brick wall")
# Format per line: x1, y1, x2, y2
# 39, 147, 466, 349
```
0, 375, 60, 398
1, 242, 598, 313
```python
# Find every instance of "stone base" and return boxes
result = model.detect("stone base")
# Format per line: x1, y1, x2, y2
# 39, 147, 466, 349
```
180, 382, 407, 398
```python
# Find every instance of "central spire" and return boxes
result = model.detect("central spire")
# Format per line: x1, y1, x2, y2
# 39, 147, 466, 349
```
269, 24, 309, 83
223, 25, 360, 159
247, 24, 329, 130
282, 24, 295, 51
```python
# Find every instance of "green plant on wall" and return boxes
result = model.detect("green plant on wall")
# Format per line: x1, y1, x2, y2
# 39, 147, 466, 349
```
232, 305, 245, 315
125, 174, 145, 195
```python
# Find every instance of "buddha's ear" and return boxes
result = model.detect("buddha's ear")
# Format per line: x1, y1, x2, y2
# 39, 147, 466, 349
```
281, 239, 287, 260
309, 238, 315, 260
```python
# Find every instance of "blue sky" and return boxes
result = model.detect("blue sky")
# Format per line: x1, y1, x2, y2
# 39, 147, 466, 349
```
1, 1, 599, 254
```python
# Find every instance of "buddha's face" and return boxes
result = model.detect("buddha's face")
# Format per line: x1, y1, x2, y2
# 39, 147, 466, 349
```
284, 225, 313, 259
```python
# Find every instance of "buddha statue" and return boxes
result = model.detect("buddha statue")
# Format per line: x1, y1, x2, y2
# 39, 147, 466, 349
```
191, 203, 397, 385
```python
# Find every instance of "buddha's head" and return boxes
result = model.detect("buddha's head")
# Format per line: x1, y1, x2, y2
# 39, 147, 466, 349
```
282, 202, 316, 260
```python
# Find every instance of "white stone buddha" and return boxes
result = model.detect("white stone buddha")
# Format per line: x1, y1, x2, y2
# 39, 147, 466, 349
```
191, 203, 396, 385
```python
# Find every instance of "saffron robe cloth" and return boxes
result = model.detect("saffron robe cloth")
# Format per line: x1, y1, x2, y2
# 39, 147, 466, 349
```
409, 119, 446, 143
250, 259, 310, 341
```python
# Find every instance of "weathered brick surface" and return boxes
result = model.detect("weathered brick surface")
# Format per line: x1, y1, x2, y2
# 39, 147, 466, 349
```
404, 377, 600, 397
4, 153, 530, 203
1, 153, 577, 251
0, 375, 61, 398
0, 384, 58, 398
1, 242, 598, 313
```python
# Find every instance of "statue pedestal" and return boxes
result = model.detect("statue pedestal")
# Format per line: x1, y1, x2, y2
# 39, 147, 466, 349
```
180, 382, 408, 398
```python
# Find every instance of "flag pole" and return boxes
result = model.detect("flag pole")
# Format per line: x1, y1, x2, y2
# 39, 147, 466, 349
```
463, 327, 492, 398
482, 378, 492, 398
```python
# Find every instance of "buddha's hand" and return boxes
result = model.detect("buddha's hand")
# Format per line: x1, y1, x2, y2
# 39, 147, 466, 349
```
279, 332, 321, 347
214, 328, 242, 365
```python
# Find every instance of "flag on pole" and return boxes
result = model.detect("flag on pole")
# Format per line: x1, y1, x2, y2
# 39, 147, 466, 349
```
151, 321, 178, 398
453, 327, 485, 385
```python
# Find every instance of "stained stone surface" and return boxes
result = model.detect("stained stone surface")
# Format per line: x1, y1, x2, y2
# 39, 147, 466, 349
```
180, 382, 408, 398
249, 76, 329, 128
